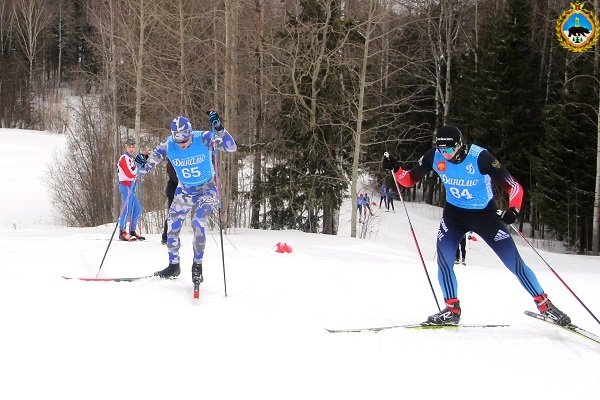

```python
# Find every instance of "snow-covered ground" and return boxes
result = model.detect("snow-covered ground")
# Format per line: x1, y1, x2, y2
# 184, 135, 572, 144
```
1, 128, 599, 400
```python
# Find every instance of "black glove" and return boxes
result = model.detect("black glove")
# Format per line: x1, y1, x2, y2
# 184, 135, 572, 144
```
382, 152, 400, 172
134, 153, 147, 167
499, 207, 519, 225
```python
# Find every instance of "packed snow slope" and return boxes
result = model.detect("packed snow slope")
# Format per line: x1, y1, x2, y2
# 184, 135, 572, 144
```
1, 129, 599, 400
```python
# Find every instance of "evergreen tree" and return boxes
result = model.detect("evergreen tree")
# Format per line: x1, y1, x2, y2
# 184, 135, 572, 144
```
454, 0, 544, 215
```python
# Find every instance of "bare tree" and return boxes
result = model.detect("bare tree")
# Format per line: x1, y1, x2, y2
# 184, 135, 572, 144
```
12, 0, 53, 87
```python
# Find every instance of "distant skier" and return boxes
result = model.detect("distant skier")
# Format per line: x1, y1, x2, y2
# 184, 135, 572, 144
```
363, 193, 373, 216
357, 194, 365, 222
136, 110, 236, 287
117, 138, 146, 241
382, 125, 571, 326
386, 187, 395, 211
455, 233, 467, 265
379, 183, 388, 208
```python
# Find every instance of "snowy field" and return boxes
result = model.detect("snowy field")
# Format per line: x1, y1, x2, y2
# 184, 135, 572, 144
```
0, 128, 599, 400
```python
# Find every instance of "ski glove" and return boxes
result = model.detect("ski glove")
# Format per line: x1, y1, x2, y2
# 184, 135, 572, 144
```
207, 109, 224, 132
382, 152, 400, 172
499, 207, 519, 225
134, 153, 148, 167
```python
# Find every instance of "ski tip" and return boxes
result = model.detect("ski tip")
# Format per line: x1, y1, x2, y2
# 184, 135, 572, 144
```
193, 290, 199, 299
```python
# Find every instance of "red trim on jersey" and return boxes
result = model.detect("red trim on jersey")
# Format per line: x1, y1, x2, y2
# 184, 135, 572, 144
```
506, 175, 524, 211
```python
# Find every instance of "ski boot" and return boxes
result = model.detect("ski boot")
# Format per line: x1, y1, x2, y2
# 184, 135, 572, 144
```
130, 231, 146, 241
154, 263, 181, 278
192, 262, 203, 299
424, 298, 461, 325
534, 293, 571, 326
119, 230, 136, 241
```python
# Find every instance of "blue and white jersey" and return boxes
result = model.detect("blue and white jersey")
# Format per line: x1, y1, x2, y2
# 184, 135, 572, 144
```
166, 132, 213, 186
140, 129, 237, 187
432, 144, 493, 210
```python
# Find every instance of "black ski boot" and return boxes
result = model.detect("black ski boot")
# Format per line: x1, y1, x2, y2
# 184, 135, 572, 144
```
192, 262, 204, 285
534, 293, 571, 326
130, 231, 146, 240
424, 298, 461, 325
154, 263, 181, 278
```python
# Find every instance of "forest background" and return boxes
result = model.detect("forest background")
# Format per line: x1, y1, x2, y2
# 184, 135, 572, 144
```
1, 0, 599, 255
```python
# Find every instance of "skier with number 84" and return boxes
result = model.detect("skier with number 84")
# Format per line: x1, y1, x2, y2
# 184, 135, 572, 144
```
382, 125, 571, 326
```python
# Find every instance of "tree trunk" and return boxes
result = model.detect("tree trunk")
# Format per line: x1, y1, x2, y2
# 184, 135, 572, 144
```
250, 0, 264, 229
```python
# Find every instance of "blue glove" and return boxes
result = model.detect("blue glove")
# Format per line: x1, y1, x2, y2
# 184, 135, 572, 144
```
134, 153, 147, 167
207, 110, 224, 132
499, 207, 519, 224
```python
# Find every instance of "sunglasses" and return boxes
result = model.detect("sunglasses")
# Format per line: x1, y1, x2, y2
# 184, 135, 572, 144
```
172, 130, 191, 144
438, 146, 456, 155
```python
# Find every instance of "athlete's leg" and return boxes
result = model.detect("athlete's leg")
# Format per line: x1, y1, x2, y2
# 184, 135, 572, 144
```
129, 191, 142, 232
436, 214, 468, 300
473, 213, 543, 296
166, 186, 193, 265
190, 183, 218, 264
118, 183, 132, 231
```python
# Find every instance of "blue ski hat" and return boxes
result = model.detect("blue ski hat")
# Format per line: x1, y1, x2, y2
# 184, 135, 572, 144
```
170, 116, 192, 143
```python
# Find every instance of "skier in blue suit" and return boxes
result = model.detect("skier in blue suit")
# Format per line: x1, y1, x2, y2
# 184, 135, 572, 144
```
383, 125, 571, 326
136, 110, 236, 286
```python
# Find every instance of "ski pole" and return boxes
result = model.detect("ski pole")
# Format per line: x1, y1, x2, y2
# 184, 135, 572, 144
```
390, 171, 441, 312
97, 184, 133, 277
507, 223, 600, 326
212, 138, 228, 297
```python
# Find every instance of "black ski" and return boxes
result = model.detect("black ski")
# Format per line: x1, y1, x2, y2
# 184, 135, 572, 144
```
325, 323, 509, 333
524, 310, 600, 345
62, 275, 155, 282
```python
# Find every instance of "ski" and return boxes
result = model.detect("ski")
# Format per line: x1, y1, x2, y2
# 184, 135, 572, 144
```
524, 310, 600, 345
193, 283, 200, 299
324, 323, 509, 333
62, 275, 154, 282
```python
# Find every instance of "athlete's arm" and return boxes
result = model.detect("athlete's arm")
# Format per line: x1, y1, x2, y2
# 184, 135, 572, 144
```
139, 141, 167, 174
394, 148, 435, 188
478, 150, 524, 211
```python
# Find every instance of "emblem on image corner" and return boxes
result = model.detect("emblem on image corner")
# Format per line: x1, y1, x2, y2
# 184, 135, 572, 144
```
556, 1, 599, 52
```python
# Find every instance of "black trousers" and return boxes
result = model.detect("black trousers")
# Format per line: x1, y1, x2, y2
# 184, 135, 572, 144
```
162, 181, 177, 241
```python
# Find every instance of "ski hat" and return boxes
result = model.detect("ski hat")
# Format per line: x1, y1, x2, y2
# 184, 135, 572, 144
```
435, 125, 463, 149
125, 138, 136, 146
170, 116, 193, 143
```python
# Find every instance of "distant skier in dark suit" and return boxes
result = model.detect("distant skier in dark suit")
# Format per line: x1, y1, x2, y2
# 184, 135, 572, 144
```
161, 158, 178, 244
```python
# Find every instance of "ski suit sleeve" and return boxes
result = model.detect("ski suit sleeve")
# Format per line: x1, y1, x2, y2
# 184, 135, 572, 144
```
139, 141, 168, 175
202, 129, 237, 152
393, 148, 435, 188
477, 150, 524, 211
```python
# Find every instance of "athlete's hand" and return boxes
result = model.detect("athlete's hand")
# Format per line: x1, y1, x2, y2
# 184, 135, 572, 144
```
499, 207, 519, 225
382, 152, 400, 172
207, 108, 224, 132
134, 153, 147, 167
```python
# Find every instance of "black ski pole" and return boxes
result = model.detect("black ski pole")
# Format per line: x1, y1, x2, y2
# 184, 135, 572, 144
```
96, 186, 133, 277
508, 223, 600, 326
97, 220, 120, 278
217, 207, 228, 297
390, 171, 441, 311
212, 139, 228, 297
